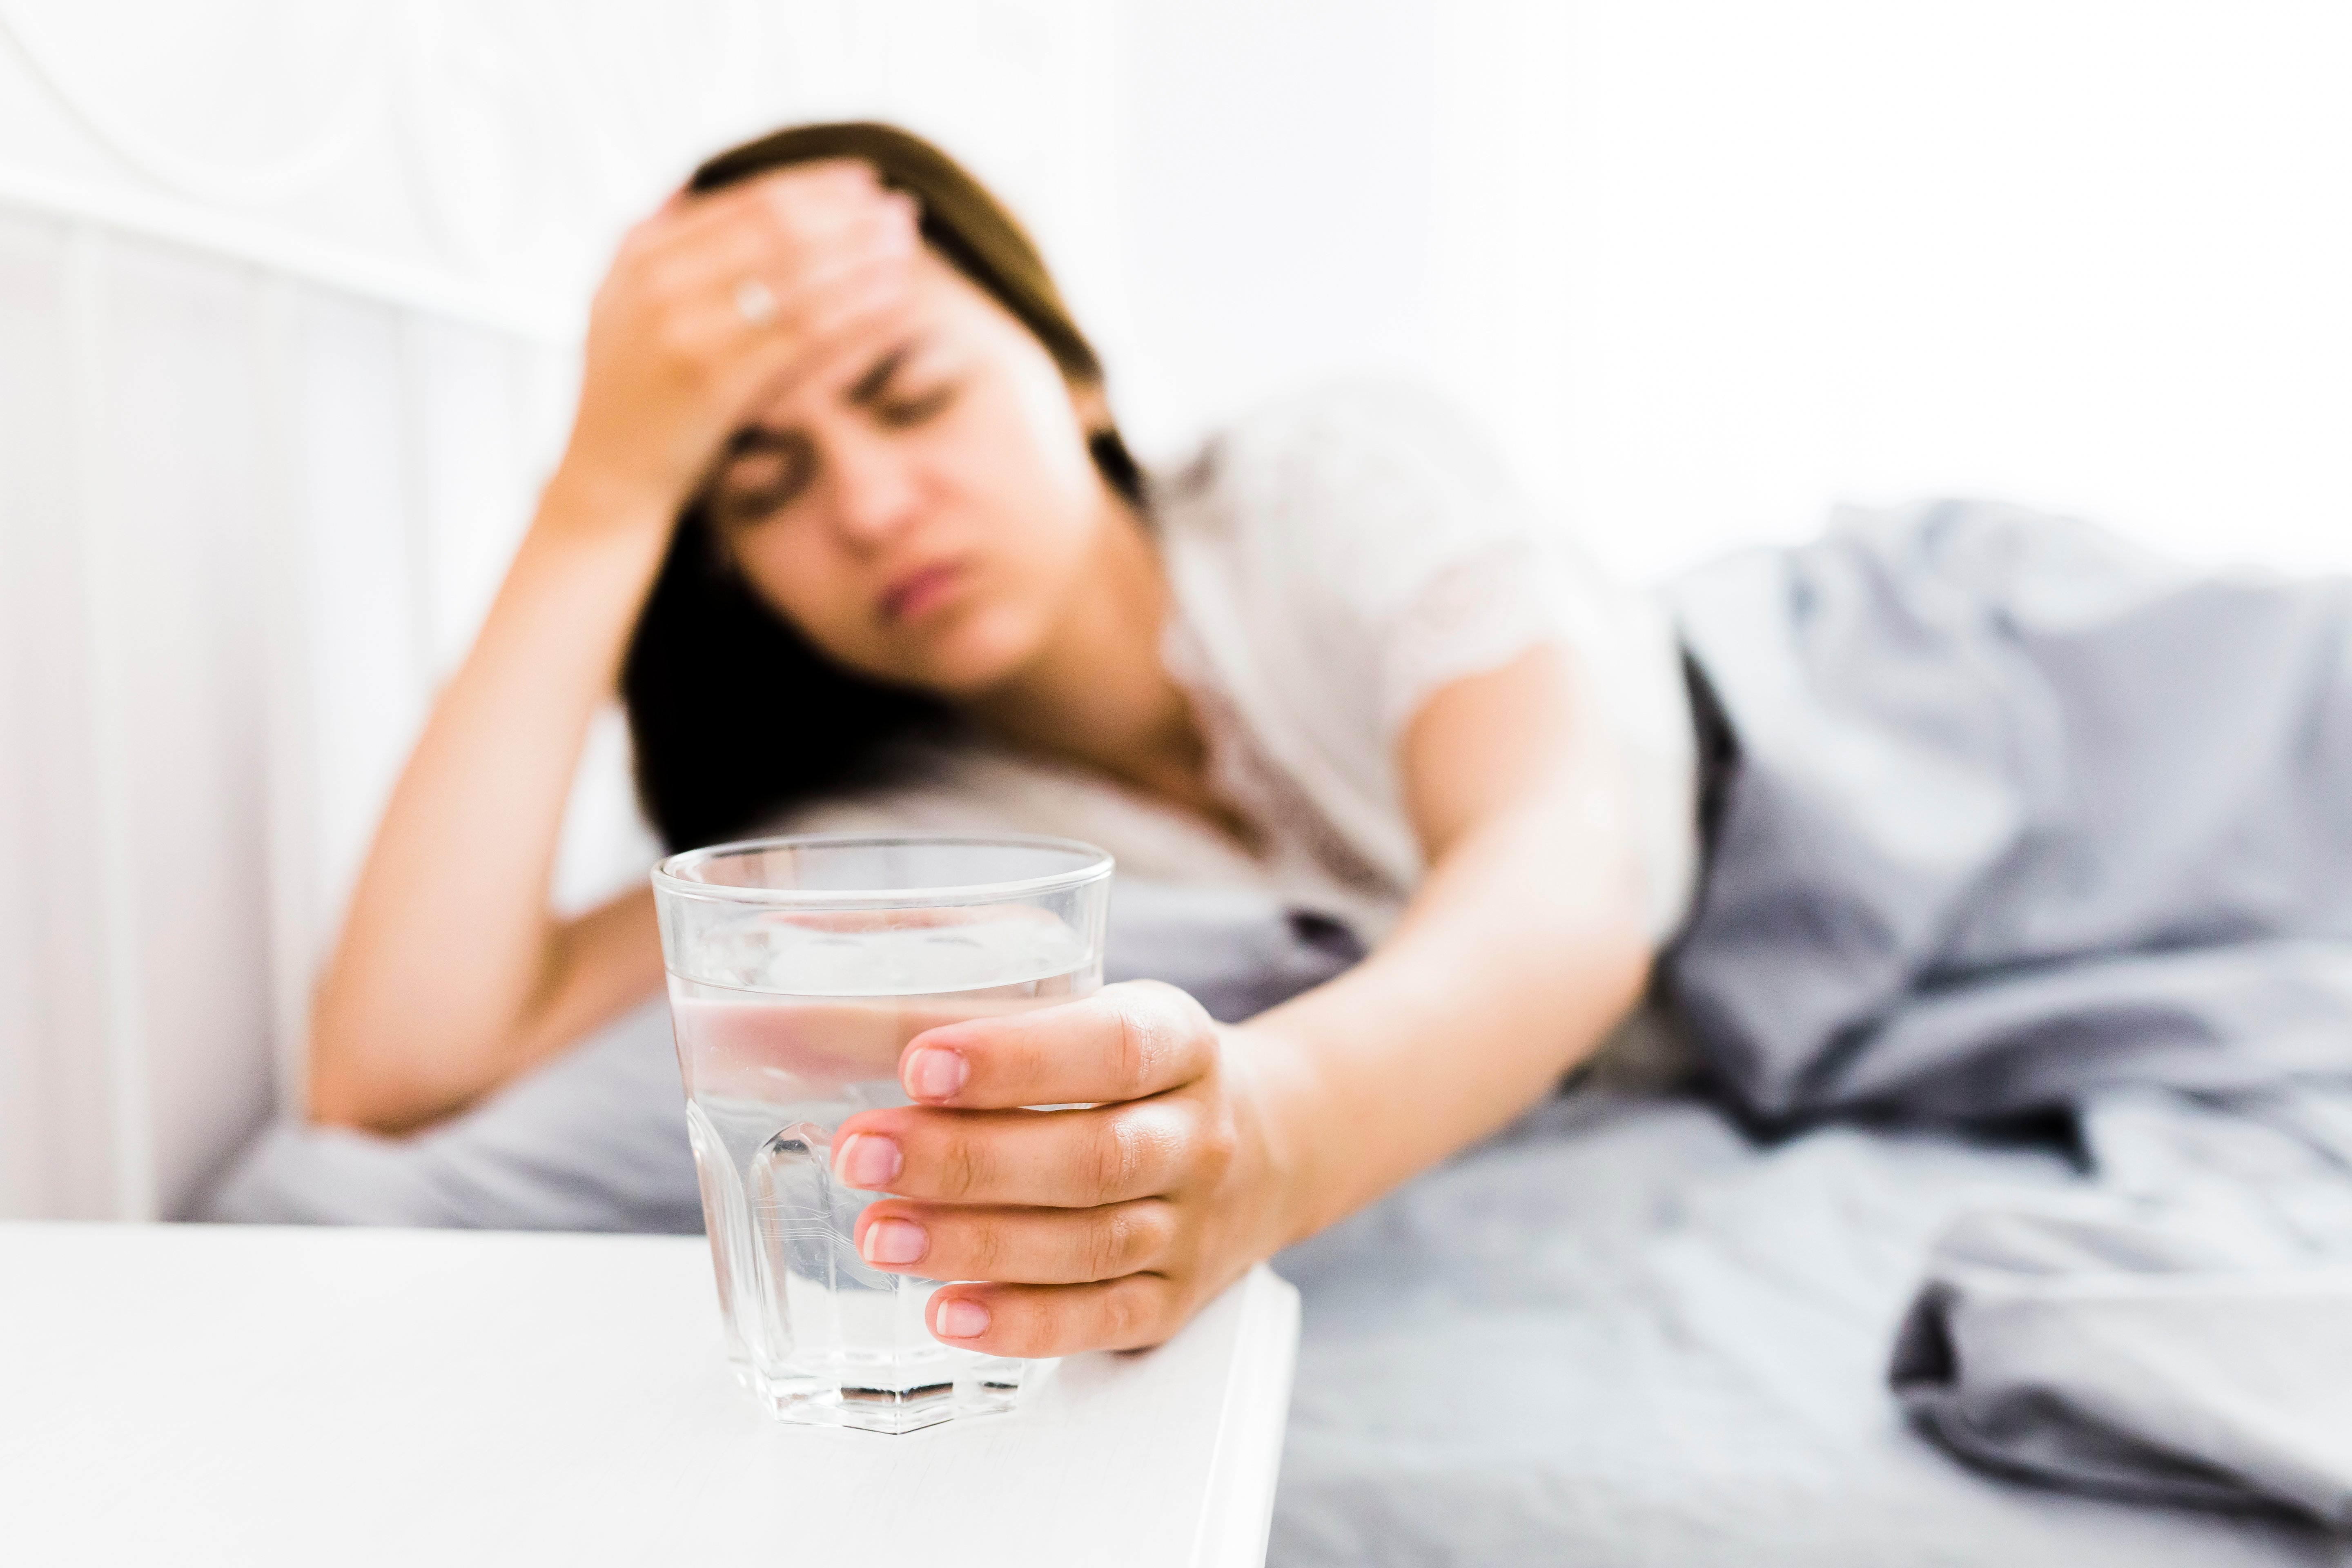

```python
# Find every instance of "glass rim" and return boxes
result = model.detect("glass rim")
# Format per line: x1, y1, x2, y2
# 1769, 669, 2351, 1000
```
650, 831, 1115, 907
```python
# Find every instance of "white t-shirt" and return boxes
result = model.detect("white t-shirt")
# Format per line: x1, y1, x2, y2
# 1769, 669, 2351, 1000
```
779, 380, 1701, 949
1148, 380, 1700, 944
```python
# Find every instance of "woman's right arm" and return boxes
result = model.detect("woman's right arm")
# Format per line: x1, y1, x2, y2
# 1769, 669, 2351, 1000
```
308, 164, 919, 1133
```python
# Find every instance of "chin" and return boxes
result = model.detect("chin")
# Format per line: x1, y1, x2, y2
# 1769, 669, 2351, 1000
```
902, 606, 1044, 698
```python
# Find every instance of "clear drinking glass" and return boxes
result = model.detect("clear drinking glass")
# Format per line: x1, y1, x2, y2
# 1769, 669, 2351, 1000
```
652, 833, 1114, 1434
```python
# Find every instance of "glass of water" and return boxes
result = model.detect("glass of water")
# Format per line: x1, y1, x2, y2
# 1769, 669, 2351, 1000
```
651, 833, 1113, 1434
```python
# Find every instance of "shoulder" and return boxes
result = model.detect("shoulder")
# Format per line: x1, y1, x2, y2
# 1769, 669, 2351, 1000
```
1152, 376, 1523, 523
1149, 378, 1540, 612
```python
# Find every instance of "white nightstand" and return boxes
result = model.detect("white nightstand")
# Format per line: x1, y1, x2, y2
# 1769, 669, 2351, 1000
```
0, 1224, 1299, 1566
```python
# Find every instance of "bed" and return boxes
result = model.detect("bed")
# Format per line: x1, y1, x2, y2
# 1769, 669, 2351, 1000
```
1270, 1088, 2345, 1566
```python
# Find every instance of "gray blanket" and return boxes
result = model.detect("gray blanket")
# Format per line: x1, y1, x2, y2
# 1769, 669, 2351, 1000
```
1667, 501, 2352, 1527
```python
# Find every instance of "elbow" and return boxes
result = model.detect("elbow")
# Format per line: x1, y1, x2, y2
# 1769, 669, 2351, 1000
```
303, 1031, 401, 1134
303, 998, 464, 1136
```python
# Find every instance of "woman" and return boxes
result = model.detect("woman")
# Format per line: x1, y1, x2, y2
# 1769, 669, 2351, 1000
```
310, 121, 1699, 1360
311, 120, 2352, 1379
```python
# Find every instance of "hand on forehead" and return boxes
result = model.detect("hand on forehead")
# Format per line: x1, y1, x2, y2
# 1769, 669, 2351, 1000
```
731, 249, 974, 429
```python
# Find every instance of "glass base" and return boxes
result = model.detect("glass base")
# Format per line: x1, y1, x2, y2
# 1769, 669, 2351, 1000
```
735, 1352, 1037, 1434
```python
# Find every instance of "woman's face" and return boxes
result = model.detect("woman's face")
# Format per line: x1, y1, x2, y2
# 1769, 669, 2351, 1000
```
702, 249, 1118, 697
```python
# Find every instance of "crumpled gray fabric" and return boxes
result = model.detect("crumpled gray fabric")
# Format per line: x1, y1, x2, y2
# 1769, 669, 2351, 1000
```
1668, 499, 2352, 1123
196, 878, 1361, 1229
1665, 501, 2352, 1524
1891, 1087, 2352, 1527
1270, 1091, 2348, 1567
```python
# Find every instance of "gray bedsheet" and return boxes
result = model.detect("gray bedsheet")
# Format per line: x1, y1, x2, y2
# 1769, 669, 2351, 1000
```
1270, 1090, 2350, 1567
1665, 501, 2352, 1526
1892, 1087, 2352, 1523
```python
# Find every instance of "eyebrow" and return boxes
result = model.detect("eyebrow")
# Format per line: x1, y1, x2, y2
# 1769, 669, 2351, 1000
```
846, 341, 915, 407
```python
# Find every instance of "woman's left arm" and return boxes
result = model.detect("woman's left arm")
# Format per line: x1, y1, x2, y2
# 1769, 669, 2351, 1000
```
831, 642, 1654, 1356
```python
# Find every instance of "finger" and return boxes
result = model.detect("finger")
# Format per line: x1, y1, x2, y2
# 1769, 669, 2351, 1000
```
664, 256, 920, 423
634, 200, 917, 315
618, 160, 894, 276
832, 1096, 1203, 1207
738, 261, 923, 391
851, 1198, 1177, 1284
710, 185, 913, 277
616, 187, 909, 316
926, 1275, 1188, 1358
896, 981, 1219, 1111
670, 158, 885, 241
640, 235, 915, 366
662, 249, 914, 366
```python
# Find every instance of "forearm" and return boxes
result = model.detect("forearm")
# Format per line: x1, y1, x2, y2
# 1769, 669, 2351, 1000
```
1241, 799, 1652, 1247
309, 474, 673, 1129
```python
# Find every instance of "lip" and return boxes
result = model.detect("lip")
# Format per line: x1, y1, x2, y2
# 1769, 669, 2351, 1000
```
878, 560, 967, 626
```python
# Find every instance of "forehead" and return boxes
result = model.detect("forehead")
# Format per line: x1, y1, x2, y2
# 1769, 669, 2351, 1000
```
734, 250, 1028, 430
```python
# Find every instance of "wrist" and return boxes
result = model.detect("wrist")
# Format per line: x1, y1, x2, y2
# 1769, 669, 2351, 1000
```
537, 454, 686, 542
1222, 1022, 1334, 1255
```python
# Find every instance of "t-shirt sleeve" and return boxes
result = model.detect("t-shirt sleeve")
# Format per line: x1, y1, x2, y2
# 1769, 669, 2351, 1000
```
1203, 379, 1634, 743
1154, 377, 1700, 940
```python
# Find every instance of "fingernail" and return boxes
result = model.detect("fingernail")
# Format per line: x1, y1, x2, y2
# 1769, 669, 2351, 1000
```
834, 1133, 902, 1190
935, 1298, 990, 1340
904, 1048, 967, 1101
860, 1218, 927, 1266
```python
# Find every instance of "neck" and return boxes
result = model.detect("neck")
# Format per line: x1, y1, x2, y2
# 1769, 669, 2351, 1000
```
963, 496, 1205, 802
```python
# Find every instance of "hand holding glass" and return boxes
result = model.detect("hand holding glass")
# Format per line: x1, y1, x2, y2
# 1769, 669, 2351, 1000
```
653, 833, 1112, 1434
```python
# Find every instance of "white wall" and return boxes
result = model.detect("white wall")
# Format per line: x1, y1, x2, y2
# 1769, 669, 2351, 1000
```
3, 0, 2349, 1219
1098, 1, 2352, 583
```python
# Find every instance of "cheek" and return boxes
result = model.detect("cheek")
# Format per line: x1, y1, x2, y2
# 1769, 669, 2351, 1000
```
941, 381, 1099, 597
1006, 363, 1102, 515
734, 528, 865, 651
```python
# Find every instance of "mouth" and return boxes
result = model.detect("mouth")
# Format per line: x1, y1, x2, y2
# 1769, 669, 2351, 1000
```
878, 561, 967, 626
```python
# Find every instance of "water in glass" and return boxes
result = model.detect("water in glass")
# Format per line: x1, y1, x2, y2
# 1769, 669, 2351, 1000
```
670, 909, 1098, 1432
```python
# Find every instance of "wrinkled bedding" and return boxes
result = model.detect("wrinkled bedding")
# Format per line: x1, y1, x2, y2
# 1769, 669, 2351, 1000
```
1663, 501, 2352, 1523
1270, 1090, 2350, 1567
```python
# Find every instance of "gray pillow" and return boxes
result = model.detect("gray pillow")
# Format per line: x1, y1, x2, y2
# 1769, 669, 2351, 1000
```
197, 880, 1363, 1231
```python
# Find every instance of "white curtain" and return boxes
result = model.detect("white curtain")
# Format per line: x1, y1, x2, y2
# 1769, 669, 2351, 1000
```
4, 0, 2348, 1220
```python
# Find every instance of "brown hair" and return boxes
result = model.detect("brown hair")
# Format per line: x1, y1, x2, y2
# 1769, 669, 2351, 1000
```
621, 122, 1142, 851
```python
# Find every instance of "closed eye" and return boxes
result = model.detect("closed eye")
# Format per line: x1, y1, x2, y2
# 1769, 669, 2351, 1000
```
874, 382, 958, 428
849, 335, 963, 430
708, 426, 816, 525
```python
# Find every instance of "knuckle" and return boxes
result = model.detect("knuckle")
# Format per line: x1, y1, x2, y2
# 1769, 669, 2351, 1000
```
963, 1216, 1008, 1277
1085, 1207, 1146, 1280
651, 313, 706, 371
1107, 994, 1168, 1098
1008, 1300, 1061, 1359
639, 257, 694, 306
1110, 982, 1215, 1096
1082, 1216, 1123, 1282
1101, 1275, 1166, 1348
1194, 1102, 1240, 1178
1128, 1204, 1177, 1274
935, 1129, 988, 1201
1085, 1116, 1140, 1196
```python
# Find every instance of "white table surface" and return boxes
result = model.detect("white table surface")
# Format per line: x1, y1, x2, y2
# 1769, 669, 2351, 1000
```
0, 1223, 1298, 1568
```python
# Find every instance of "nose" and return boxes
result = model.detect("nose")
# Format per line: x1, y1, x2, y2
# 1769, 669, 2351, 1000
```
822, 430, 922, 549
